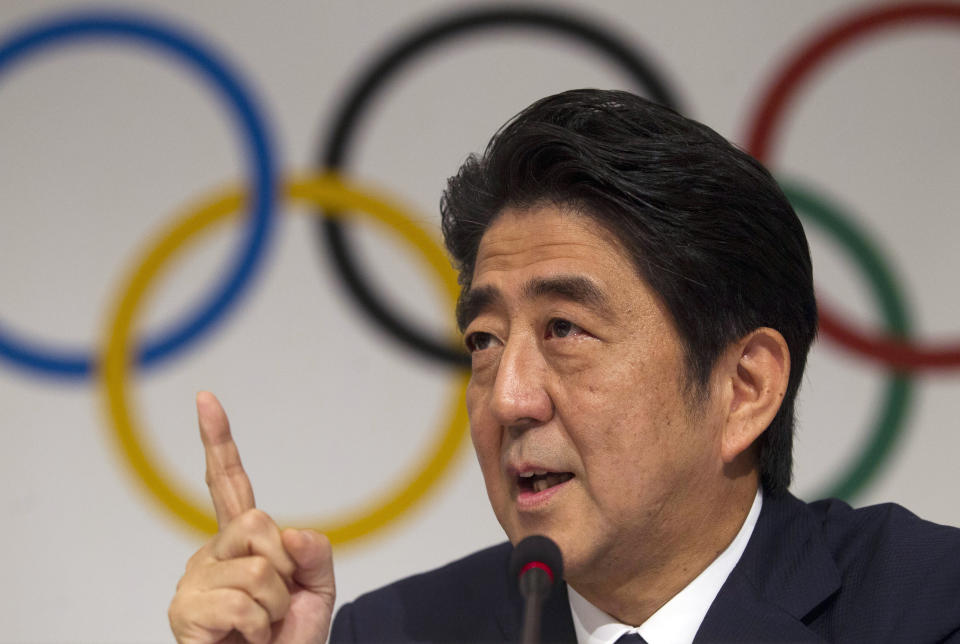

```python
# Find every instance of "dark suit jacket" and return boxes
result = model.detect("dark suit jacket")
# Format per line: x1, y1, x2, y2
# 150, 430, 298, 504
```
329, 491, 960, 642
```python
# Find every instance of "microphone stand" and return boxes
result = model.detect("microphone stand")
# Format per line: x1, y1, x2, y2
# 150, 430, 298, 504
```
519, 566, 551, 644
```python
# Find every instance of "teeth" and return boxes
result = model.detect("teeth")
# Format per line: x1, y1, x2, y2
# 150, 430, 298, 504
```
517, 469, 574, 493
518, 469, 548, 478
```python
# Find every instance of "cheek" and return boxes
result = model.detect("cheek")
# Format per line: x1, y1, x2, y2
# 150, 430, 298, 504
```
565, 365, 688, 481
467, 402, 513, 529
467, 386, 500, 470
469, 424, 499, 470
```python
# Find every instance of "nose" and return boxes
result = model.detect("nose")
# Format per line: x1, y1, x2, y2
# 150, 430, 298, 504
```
488, 332, 553, 430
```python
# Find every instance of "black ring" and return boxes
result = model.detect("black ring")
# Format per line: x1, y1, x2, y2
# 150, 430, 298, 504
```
316, 5, 685, 368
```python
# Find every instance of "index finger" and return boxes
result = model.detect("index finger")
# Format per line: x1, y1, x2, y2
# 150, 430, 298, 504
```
197, 391, 256, 527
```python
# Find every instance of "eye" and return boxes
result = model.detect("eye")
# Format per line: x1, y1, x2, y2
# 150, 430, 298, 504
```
545, 318, 583, 339
465, 331, 498, 353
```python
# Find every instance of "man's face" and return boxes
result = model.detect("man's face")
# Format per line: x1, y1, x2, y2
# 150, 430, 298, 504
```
463, 205, 729, 588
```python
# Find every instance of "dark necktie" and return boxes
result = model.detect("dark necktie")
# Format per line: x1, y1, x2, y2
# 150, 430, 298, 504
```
614, 632, 649, 644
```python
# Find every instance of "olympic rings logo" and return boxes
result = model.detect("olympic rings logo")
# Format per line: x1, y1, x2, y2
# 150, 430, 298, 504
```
1, 3, 957, 541
746, 1, 960, 371
101, 175, 470, 542
0, 11, 276, 377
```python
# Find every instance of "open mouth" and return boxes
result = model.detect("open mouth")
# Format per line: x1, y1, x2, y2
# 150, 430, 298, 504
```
518, 471, 574, 494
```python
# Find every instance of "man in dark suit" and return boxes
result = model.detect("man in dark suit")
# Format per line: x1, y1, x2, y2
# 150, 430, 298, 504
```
330, 491, 960, 642
169, 90, 960, 643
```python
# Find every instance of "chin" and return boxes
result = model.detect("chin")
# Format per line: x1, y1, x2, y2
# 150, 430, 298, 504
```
507, 523, 587, 582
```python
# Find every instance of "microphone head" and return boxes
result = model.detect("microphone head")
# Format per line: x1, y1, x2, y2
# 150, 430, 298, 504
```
509, 535, 563, 588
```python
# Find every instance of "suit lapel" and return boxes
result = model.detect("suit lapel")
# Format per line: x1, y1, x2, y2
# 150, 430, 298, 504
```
542, 583, 578, 644
493, 492, 838, 643
696, 491, 840, 642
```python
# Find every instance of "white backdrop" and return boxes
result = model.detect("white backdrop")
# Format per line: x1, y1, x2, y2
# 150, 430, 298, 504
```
1, 1, 958, 642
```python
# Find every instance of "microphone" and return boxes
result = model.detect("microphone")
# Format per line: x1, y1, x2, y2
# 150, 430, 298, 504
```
509, 535, 563, 644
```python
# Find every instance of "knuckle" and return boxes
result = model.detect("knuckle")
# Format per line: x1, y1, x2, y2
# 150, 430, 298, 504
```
233, 601, 269, 642
276, 558, 296, 581
243, 622, 271, 644
174, 568, 199, 593
176, 558, 211, 591
185, 551, 201, 571
167, 590, 200, 634
167, 595, 182, 626
236, 508, 272, 533
247, 556, 273, 584
226, 590, 253, 618
258, 583, 291, 622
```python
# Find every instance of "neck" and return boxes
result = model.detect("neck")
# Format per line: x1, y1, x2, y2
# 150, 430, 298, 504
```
568, 475, 758, 626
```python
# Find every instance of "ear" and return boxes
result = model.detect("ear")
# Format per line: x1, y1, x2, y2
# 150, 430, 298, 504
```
719, 327, 791, 464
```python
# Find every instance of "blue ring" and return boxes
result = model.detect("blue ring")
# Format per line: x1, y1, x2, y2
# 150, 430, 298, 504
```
0, 11, 277, 379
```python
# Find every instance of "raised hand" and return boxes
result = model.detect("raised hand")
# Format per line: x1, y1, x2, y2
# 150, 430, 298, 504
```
169, 392, 336, 644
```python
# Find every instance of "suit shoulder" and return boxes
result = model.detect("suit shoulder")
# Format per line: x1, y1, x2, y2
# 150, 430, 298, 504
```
807, 497, 960, 564
751, 494, 960, 640
354, 541, 513, 603
330, 542, 515, 643
807, 497, 960, 630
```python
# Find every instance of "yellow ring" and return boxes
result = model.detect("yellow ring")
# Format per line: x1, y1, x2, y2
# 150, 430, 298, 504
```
99, 174, 469, 544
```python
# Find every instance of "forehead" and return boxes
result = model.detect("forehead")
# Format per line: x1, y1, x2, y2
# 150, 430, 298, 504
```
459, 205, 669, 334
473, 206, 635, 282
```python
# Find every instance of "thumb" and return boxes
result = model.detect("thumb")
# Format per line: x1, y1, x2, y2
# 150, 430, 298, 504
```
283, 529, 336, 599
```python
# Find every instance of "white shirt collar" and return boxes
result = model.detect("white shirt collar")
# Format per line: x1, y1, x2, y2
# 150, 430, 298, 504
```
568, 487, 763, 644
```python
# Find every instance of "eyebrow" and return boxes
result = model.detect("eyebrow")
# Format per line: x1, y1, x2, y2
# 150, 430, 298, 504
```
456, 275, 611, 331
457, 285, 502, 332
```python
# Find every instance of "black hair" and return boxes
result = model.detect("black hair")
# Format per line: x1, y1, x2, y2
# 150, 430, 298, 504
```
440, 89, 817, 492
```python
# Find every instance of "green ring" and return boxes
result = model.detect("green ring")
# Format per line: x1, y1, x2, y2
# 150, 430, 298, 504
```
781, 179, 915, 501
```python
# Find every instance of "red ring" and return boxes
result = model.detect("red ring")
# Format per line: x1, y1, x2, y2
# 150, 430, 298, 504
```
519, 561, 554, 583
745, 2, 960, 370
